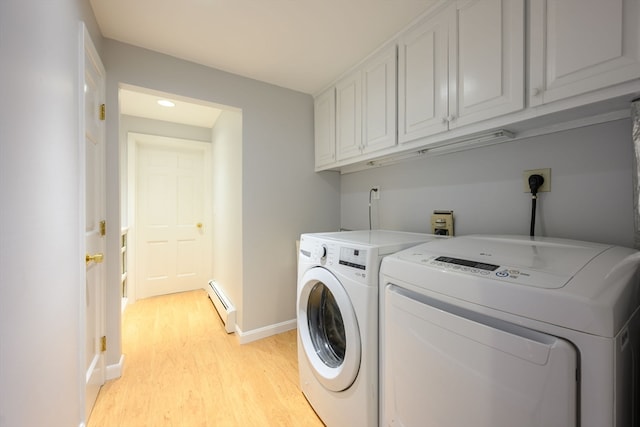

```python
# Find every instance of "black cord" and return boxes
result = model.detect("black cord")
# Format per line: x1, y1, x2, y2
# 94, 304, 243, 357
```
530, 195, 537, 236
528, 175, 544, 237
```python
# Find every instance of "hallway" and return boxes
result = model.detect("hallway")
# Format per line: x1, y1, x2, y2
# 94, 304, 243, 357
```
88, 290, 323, 426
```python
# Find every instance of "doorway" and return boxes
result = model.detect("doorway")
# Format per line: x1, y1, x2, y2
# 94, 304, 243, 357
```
119, 85, 240, 305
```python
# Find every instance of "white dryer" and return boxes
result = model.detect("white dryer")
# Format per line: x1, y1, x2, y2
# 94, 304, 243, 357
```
379, 235, 640, 427
297, 230, 443, 427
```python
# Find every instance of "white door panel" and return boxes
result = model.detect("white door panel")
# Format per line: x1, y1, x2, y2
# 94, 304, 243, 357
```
81, 24, 106, 422
135, 135, 211, 300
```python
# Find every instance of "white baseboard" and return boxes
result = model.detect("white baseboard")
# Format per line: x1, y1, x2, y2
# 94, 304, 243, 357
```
105, 354, 125, 380
236, 318, 297, 344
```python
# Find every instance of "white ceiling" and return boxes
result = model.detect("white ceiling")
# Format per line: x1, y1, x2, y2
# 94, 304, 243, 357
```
90, 0, 439, 95
119, 87, 224, 128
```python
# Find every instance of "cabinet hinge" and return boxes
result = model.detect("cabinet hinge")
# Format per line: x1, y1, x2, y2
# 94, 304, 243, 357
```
100, 336, 107, 352
100, 220, 106, 237
99, 104, 106, 121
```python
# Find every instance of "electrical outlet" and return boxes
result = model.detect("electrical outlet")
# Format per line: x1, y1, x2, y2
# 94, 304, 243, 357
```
372, 186, 380, 199
523, 168, 551, 192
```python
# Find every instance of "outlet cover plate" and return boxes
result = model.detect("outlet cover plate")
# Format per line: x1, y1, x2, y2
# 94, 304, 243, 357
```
523, 168, 551, 192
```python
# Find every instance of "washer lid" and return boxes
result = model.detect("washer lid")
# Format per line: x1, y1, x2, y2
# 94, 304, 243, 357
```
384, 235, 640, 336
302, 230, 444, 255
403, 235, 611, 289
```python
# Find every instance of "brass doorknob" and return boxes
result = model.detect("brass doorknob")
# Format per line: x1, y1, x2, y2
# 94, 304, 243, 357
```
196, 223, 203, 229
86, 253, 104, 265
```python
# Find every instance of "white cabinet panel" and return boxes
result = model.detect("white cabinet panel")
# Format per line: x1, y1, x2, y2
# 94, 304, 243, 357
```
398, 0, 524, 143
313, 88, 336, 169
336, 71, 362, 161
362, 44, 397, 153
453, 0, 524, 127
529, 0, 640, 105
398, 8, 450, 143
335, 43, 398, 162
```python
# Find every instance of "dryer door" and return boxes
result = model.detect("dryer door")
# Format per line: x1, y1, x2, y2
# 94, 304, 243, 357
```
298, 267, 361, 392
382, 284, 578, 427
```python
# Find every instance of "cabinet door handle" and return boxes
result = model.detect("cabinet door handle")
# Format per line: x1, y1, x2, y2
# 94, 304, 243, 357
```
532, 88, 541, 96
446, 115, 455, 122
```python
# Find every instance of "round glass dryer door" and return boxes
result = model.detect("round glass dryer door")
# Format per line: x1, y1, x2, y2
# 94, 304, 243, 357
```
298, 267, 361, 391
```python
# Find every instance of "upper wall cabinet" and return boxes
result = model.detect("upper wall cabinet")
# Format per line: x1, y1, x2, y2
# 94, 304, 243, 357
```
314, 87, 336, 169
398, 0, 525, 144
529, 0, 640, 106
397, 6, 449, 142
336, 44, 397, 162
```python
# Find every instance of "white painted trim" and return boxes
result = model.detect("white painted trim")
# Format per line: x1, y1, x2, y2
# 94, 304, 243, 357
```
105, 354, 125, 380
78, 22, 89, 426
236, 319, 297, 344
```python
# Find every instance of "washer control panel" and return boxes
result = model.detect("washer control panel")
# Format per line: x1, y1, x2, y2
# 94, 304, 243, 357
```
414, 254, 569, 289
301, 240, 368, 270
339, 247, 368, 270
434, 256, 499, 272
299, 236, 378, 285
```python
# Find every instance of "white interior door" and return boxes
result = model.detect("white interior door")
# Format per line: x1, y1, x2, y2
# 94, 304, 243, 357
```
135, 134, 212, 299
82, 25, 106, 421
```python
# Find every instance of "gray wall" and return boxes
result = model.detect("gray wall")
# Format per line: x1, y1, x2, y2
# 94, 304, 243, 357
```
341, 118, 634, 248
211, 110, 244, 324
102, 39, 340, 355
0, 0, 102, 426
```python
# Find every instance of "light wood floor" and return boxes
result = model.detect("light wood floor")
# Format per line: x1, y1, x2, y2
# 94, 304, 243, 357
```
88, 290, 323, 427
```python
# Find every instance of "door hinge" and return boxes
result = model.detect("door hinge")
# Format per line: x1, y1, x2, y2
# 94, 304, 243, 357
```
99, 104, 106, 121
100, 220, 106, 237
100, 336, 107, 352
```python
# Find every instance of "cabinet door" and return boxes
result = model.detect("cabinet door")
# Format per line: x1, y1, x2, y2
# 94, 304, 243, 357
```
529, 0, 640, 106
451, 0, 524, 128
398, 6, 451, 144
314, 88, 336, 169
362, 44, 397, 154
335, 71, 362, 161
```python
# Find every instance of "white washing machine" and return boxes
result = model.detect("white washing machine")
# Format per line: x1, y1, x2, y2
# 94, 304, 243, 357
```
379, 235, 640, 427
297, 230, 443, 427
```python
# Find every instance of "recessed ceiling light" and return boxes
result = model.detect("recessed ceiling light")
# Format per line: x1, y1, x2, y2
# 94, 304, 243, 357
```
157, 99, 175, 107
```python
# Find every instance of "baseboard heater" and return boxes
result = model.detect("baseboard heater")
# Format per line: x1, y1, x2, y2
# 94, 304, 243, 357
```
207, 280, 236, 334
